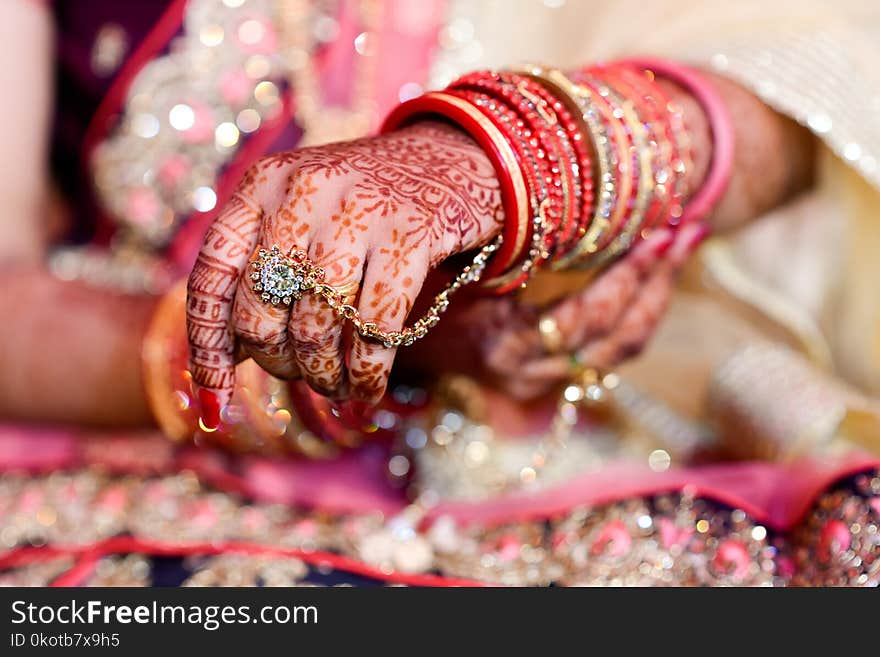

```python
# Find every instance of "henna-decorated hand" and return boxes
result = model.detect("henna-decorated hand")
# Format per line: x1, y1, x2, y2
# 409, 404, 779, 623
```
401, 224, 706, 400
462, 223, 707, 400
186, 121, 503, 421
396, 222, 706, 400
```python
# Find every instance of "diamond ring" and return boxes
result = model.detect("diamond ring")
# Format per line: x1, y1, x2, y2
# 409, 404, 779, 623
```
250, 245, 325, 306
244, 237, 501, 349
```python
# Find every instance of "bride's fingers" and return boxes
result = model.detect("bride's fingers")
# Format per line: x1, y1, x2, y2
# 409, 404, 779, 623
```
186, 192, 263, 429
549, 229, 674, 350
230, 195, 313, 381
483, 329, 541, 377
231, 164, 344, 384
512, 224, 706, 386
231, 252, 301, 381
482, 230, 675, 383
606, 221, 709, 356
599, 265, 675, 364
348, 253, 430, 405
484, 229, 672, 385
287, 236, 366, 398
573, 223, 707, 368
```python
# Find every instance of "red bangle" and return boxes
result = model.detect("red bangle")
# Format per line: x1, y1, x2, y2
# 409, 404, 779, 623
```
621, 57, 735, 227
446, 89, 550, 292
448, 73, 568, 260
511, 74, 595, 259
449, 71, 594, 262
584, 66, 648, 252
529, 68, 631, 269
618, 64, 687, 229
380, 92, 531, 280
379, 59, 727, 281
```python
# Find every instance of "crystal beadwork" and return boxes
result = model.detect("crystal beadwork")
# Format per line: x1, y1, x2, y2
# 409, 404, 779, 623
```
252, 246, 309, 306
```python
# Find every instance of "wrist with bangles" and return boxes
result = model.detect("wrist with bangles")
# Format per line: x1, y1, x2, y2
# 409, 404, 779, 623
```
145, 57, 735, 453
384, 58, 732, 284
248, 57, 732, 348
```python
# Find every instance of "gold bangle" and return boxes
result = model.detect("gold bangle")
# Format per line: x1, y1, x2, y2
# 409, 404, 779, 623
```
521, 68, 615, 269
554, 73, 634, 269
587, 73, 654, 265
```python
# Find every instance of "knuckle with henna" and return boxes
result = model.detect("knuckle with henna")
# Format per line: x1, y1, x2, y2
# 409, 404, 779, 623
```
352, 373, 389, 404
289, 324, 332, 356
305, 374, 343, 397
589, 307, 617, 337
616, 342, 644, 362
236, 323, 285, 347
240, 158, 274, 199
350, 350, 390, 400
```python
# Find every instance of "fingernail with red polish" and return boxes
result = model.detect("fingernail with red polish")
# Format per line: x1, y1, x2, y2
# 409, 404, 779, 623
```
684, 223, 711, 252
348, 400, 373, 418
197, 388, 222, 431
649, 230, 675, 257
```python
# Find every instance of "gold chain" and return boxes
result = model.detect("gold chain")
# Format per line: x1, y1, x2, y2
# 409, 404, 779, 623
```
251, 239, 502, 348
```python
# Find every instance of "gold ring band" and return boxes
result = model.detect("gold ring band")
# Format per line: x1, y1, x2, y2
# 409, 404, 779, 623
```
538, 314, 565, 354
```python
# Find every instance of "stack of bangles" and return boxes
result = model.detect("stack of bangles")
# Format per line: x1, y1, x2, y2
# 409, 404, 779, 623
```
144, 58, 734, 454
382, 57, 734, 292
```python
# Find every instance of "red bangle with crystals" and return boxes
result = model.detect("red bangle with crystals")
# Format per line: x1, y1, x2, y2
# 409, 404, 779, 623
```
582, 66, 653, 257
621, 57, 735, 227
569, 70, 635, 253
380, 91, 532, 281
531, 68, 630, 269
611, 63, 688, 229
524, 68, 620, 269
511, 73, 595, 259
445, 76, 568, 292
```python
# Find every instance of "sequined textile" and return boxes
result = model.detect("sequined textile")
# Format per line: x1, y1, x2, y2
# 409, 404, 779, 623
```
2, 465, 878, 586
